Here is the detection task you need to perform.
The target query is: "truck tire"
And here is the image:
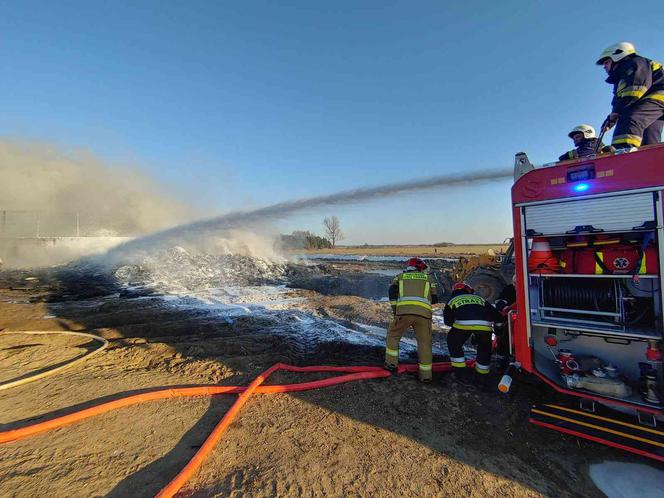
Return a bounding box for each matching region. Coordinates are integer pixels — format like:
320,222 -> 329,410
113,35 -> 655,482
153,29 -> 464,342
467,272 -> 504,303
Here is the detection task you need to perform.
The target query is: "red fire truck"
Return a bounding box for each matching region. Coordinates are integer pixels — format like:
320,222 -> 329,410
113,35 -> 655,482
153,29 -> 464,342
508,145 -> 664,461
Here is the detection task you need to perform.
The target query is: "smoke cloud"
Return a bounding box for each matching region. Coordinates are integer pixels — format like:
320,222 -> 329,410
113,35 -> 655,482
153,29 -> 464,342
0,140 -> 195,267
0,139 -> 512,268
0,140 -> 193,235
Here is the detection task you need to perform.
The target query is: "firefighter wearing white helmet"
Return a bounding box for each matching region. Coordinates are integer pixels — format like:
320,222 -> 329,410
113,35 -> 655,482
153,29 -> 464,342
558,124 -> 611,161
597,42 -> 636,64
596,42 -> 664,149
570,124 -> 596,139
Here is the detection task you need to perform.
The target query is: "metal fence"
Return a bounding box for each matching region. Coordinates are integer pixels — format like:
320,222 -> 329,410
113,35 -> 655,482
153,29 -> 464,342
1,210 -> 90,238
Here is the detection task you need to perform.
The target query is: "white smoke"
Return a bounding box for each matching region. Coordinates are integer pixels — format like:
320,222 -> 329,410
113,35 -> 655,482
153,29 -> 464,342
0,140 -> 193,235
0,140 -> 201,268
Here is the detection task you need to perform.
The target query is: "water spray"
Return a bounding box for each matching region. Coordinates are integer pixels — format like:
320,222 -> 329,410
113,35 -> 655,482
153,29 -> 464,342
105,167 -> 512,263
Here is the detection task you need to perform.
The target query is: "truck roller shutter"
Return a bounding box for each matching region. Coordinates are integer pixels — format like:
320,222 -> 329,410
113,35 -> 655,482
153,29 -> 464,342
524,192 -> 656,235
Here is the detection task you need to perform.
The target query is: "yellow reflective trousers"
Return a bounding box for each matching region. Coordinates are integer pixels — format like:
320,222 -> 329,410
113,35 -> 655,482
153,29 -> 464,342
385,314 -> 433,381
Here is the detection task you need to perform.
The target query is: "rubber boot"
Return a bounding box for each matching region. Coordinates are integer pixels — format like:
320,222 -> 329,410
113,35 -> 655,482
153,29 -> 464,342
384,362 -> 397,373
419,376 -> 432,384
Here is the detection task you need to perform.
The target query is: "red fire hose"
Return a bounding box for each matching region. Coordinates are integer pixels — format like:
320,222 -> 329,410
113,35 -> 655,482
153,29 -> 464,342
0,362 -> 453,497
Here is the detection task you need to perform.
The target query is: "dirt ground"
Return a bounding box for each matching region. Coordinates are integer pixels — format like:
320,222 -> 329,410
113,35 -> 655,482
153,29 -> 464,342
0,270 -> 625,497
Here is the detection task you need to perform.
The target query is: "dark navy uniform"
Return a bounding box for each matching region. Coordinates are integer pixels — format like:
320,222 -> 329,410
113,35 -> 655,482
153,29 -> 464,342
444,289 -> 501,376
607,54 -> 664,148
559,138 -> 611,161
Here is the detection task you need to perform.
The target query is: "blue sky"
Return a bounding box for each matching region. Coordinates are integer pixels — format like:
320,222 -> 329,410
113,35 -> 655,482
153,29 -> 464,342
2,1 -> 664,244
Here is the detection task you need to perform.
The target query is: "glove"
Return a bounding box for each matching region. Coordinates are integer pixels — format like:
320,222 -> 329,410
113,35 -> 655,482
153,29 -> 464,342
602,113 -> 619,132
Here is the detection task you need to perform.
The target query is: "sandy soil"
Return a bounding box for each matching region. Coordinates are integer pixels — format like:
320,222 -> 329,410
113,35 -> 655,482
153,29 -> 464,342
300,244 -> 509,257
0,271 -> 621,497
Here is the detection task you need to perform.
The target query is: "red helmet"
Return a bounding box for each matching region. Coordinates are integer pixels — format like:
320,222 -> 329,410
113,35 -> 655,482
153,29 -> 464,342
406,257 -> 427,271
452,282 -> 473,294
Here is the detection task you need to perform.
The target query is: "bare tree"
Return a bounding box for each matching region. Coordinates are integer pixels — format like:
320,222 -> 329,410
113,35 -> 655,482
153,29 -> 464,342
323,216 -> 344,247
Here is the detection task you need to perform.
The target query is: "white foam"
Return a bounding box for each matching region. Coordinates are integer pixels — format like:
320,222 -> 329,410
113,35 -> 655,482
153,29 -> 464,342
113,248 -> 402,350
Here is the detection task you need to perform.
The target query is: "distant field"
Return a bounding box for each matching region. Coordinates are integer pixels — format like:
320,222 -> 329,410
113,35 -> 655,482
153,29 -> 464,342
300,244 -> 508,257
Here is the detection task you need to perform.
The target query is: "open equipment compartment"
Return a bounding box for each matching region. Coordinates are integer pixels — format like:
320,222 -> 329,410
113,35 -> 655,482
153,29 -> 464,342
520,187 -> 664,408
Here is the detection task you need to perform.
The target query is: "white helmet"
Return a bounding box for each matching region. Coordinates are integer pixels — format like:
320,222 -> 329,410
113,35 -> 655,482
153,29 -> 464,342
596,42 -> 636,65
568,124 -> 596,139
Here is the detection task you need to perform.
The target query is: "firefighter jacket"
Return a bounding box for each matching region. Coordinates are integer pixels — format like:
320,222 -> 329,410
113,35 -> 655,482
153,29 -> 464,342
388,270 -> 439,319
443,290 -> 501,332
558,138 -> 611,161
606,54 -> 664,114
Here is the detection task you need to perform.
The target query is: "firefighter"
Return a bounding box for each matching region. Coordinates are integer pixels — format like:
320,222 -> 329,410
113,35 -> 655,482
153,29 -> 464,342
384,257 -> 439,382
444,282 -> 502,384
597,42 -> 664,149
558,125 -> 612,161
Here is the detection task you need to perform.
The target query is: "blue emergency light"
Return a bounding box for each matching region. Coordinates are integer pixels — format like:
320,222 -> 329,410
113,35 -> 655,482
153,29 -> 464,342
566,164 -> 595,193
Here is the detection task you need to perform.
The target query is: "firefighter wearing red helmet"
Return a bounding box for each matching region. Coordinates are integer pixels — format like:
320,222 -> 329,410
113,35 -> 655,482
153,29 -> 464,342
444,282 -> 502,384
384,257 -> 439,382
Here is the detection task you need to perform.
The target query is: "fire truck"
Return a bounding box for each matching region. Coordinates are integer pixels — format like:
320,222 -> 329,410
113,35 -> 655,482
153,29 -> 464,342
507,145 -> 664,461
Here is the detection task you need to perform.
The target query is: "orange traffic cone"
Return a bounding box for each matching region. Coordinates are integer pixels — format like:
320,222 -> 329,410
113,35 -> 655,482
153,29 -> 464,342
528,238 -> 561,274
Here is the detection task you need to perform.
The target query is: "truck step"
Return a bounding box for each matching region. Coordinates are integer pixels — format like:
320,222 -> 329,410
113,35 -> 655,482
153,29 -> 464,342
529,402 -> 664,462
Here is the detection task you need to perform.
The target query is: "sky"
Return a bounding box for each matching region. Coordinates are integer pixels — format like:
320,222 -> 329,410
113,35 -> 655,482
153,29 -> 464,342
2,1 -> 664,244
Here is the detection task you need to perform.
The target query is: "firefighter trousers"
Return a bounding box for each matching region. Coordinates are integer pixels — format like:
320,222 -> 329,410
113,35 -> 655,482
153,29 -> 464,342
447,328 -> 492,375
385,314 -> 432,381
613,99 -> 664,148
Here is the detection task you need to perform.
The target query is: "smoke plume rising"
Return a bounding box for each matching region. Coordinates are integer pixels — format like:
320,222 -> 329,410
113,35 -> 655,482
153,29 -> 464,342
0,140 -> 193,235
0,139 -> 512,268
0,140 -> 195,267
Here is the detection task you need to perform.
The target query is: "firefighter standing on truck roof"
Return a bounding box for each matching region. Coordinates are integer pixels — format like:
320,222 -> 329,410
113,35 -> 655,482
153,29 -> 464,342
558,125 -> 612,161
384,257 -> 439,382
444,282 -> 502,385
597,42 -> 664,149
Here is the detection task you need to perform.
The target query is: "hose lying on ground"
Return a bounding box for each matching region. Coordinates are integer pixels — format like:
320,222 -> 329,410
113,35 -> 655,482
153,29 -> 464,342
0,361 -> 454,497
0,330 -> 108,392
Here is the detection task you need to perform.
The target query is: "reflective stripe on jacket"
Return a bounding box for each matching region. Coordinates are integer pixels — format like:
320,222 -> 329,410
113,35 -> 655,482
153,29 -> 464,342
606,54 -> 664,113
388,271 -> 438,319
443,292 -> 499,332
